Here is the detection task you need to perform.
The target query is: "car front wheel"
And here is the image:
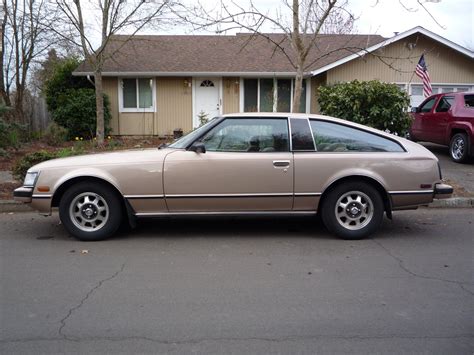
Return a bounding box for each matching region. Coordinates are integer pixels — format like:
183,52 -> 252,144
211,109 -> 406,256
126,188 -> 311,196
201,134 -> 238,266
59,182 -> 122,241
321,182 -> 384,240
449,133 -> 469,163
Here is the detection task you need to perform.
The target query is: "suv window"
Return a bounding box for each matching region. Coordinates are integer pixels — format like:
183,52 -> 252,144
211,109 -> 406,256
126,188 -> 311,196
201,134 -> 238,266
465,95 -> 474,108
290,118 -> 315,151
309,120 -> 404,152
419,97 -> 437,113
200,118 -> 289,152
435,96 -> 454,112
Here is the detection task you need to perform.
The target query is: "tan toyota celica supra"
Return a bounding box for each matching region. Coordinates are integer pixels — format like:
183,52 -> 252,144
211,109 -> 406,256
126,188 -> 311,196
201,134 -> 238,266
14,113 -> 453,241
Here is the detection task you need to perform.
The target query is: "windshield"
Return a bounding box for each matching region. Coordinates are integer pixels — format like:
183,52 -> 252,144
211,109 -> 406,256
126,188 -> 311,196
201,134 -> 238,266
169,118 -> 219,149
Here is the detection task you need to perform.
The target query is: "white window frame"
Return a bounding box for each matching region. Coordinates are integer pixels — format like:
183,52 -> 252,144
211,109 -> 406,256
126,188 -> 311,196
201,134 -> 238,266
118,77 -> 156,113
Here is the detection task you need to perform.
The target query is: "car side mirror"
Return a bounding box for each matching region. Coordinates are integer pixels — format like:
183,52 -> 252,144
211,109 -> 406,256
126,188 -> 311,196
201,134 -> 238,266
189,142 -> 206,154
411,107 -> 418,113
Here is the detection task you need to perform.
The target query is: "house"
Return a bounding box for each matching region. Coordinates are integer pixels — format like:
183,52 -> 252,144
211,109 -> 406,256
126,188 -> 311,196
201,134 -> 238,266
73,26 -> 474,137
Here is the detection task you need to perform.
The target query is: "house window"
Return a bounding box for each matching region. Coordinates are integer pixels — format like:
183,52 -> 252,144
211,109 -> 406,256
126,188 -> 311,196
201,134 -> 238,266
243,78 -> 307,113
120,78 -> 155,112
200,80 -> 215,87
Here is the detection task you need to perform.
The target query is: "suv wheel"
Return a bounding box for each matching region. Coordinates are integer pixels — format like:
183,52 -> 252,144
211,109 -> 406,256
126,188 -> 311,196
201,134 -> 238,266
449,133 -> 468,163
321,182 -> 384,240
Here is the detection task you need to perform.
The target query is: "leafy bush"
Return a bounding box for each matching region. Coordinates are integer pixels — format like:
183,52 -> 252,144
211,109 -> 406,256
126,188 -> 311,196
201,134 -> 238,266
318,80 -> 411,135
0,118 -> 28,150
43,58 -> 111,139
51,88 -> 111,139
43,122 -> 69,146
12,151 -> 58,181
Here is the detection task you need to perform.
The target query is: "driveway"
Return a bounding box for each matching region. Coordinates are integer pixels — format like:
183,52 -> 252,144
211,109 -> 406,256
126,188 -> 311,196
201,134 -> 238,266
420,142 -> 474,196
1,210 -> 473,354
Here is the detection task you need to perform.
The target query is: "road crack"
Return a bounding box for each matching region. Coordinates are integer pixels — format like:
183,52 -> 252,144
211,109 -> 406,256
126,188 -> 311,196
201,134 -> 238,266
372,240 -> 474,296
58,263 -> 126,340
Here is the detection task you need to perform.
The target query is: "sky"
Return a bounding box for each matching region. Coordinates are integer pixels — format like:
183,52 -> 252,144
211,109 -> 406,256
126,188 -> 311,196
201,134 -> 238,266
178,0 -> 474,50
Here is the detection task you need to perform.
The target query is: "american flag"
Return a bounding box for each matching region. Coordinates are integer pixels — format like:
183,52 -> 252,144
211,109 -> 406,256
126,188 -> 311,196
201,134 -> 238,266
415,54 -> 432,97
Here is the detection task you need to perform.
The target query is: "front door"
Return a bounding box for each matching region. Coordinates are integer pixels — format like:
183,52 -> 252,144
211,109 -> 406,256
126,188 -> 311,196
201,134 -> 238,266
163,117 -> 293,212
194,78 -> 220,127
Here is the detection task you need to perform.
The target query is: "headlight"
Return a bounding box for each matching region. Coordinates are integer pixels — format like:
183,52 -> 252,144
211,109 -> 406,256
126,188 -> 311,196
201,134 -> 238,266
23,172 -> 39,187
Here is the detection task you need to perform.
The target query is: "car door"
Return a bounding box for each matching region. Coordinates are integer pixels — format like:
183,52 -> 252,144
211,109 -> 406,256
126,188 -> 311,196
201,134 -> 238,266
432,96 -> 455,144
163,117 -> 293,212
413,96 -> 438,141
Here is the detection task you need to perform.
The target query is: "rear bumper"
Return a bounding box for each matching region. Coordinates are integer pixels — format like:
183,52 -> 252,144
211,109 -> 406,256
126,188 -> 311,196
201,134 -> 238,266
13,187 -> 33,203
434,183 -> 453,199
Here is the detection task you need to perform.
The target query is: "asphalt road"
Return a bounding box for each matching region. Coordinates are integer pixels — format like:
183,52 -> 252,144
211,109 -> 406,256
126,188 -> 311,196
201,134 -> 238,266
421,142 -> 474,196
1,209 -> 473,354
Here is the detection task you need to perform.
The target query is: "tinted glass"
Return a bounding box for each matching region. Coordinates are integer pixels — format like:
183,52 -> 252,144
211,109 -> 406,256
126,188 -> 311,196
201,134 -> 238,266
435,96 -> 454,112
123,79 -> 137,108
277,79 -> 291,112
200,118 -> 289,152
310,120 -> 404,152
464,95 -> 474,108
419,97 -> 437,113
290,118 -> 315,151
244,79 -> 258,112
260,79 -> 274,112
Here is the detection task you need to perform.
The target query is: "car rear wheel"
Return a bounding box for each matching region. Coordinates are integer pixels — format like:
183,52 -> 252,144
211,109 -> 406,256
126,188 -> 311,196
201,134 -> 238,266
59,182 -> 122,241
321,182 -> 384,240
449,133 -> 468,163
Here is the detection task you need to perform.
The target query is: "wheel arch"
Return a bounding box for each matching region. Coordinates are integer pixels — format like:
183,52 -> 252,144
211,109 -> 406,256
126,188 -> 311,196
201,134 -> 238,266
52,175 -> 135,227
318,175 -> 392,219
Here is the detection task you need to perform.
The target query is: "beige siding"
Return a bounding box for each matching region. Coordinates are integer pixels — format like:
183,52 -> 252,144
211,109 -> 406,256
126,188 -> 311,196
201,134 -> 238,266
310,74 -> 327,114
102,77 -> 192,136
156,77 -> 193,136
327,34 -> 474,84
222,77 -> 240,114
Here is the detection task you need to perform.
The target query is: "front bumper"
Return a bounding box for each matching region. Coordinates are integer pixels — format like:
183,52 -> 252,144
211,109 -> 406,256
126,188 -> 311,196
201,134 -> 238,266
434,183 -> 453,199
13,187 -> 33,203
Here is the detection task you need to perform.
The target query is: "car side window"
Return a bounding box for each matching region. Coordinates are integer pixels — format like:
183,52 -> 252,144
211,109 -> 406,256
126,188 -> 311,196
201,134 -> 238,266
309,120 -> 405,153
200,118 -> 289,152
419,97 -> 437,113
290,118 -> 315,151
435,96 -> 455,113
464,95 -> 474,108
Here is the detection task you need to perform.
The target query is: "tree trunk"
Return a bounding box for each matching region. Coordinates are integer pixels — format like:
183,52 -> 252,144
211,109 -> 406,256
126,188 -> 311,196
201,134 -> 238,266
292,64 -> 304,113
94,71 -> 105,144
0,9 -> 11,106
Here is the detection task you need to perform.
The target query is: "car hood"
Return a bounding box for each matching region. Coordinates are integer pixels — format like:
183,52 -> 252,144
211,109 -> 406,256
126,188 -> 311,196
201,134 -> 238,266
30,148 -> 176,171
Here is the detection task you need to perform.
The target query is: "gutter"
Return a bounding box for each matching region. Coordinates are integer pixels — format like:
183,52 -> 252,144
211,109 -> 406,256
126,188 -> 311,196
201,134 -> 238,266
72,71 -> 313,78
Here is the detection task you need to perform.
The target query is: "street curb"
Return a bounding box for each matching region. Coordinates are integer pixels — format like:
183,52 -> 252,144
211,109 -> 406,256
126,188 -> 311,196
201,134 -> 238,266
1,197 -> 473,213
425,197 -> 474,208
0,200 -> 34,213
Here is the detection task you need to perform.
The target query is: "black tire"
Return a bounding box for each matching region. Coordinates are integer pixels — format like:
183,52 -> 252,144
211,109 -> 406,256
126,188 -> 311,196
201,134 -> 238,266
321,182 -> 384,240
449,133 -> 469,163
59,181 -> 122,241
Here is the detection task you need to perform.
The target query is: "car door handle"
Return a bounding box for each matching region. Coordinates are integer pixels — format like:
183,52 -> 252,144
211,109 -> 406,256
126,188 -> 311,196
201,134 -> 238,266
273,160 -> 290,167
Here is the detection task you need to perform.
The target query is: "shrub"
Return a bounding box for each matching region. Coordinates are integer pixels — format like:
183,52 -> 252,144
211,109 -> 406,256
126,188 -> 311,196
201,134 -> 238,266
43,122 -> 69,146
0,118 -> 28,150
52,88 -> 111,139
44,58 -> 111,139
12,150 -> 58,181
318,80 -> 411,135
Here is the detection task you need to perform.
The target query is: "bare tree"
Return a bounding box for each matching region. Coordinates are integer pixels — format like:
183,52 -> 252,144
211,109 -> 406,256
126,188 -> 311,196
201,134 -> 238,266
52,0 -> 176,144
188,0 -> 354,112
1,0 -> 57,121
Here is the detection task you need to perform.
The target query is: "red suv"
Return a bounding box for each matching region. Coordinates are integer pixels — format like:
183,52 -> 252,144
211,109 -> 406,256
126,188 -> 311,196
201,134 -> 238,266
410,92 -> 474,163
